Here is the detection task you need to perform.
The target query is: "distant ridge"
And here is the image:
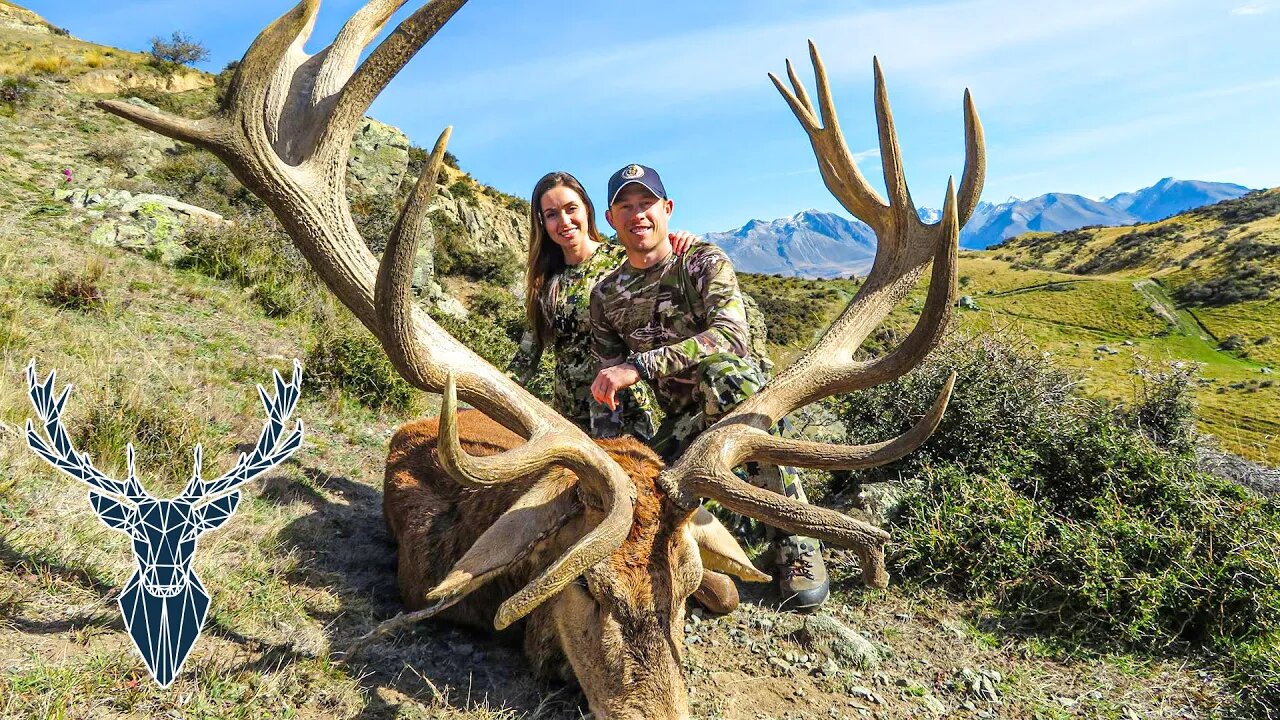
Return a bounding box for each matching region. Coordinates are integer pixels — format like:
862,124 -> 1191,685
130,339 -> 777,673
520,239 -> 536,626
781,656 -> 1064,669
711,178 -> 1253,278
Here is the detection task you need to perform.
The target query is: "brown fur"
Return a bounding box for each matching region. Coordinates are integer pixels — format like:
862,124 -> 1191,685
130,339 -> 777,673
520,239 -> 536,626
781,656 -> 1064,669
383,410 -> 702,719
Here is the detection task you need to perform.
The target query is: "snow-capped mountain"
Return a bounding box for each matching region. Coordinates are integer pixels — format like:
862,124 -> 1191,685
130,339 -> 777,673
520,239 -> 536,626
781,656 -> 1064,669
710,179 -> 1254,277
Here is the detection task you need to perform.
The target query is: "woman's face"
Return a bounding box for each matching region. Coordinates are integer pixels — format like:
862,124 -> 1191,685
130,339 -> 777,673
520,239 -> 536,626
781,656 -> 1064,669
539,185 -> 593,255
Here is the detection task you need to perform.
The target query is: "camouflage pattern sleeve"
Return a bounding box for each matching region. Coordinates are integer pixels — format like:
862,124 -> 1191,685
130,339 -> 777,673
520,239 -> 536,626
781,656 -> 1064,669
632,245 -> 751,380
588,282 -> 631,435
504,330 -> 543,385
590,283 -> 630,370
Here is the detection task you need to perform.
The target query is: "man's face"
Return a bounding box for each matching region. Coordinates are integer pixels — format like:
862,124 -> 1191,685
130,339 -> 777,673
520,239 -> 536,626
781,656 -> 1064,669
606,185 -> 673,256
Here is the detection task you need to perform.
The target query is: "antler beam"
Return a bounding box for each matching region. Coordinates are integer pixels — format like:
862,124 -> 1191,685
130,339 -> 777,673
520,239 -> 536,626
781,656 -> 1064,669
99,0 -> 639,629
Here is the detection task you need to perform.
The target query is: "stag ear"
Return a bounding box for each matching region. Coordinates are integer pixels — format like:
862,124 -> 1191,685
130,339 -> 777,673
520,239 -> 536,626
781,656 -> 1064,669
688,507 -> 772,583
425,476 -> 580,608
195,491 -> 242,532
89,492 -> 136,534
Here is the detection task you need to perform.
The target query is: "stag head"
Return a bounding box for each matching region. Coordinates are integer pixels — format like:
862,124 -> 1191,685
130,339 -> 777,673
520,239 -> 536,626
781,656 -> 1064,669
97,1 -> 984,715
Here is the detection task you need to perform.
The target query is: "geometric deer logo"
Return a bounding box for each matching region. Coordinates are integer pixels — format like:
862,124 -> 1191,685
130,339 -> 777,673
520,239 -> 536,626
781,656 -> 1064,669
24,360 -> 304,687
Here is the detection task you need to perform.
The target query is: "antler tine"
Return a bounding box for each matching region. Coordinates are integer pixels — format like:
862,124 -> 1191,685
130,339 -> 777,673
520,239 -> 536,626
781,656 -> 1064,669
434,372 -> 636,629
957,88 -> 986,226
316,0 -> 468,164
870,56 -> 915,230
314,0 -> 404,98
376,125 -> 452,388
661,53 -> 981,588
24,361 -> 147,505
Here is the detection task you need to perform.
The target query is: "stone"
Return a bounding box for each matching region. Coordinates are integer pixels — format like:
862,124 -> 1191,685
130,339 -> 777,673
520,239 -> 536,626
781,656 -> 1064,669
348,117 -> 411,198
794,614 -> 880,670
123,96 -> 162,113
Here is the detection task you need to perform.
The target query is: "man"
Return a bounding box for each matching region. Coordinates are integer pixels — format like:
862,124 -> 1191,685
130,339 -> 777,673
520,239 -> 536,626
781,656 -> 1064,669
588,163 -> 828,610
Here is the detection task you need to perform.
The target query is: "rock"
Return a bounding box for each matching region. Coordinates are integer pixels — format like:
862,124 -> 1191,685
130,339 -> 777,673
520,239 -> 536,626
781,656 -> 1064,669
121,193 -> 226,224
348,118 -> 411,198
123,96 -> 162,113
794,614 -> 880,670
919,693 -> 947,715
956,667 -> 1002,703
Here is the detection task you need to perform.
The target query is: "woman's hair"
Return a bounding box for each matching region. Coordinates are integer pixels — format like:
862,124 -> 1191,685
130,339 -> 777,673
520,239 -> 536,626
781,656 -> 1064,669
525,171 -> 604,349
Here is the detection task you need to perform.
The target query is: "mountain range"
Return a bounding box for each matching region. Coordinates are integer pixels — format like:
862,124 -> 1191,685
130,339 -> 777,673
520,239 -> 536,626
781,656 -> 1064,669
709,178 -> 1252,278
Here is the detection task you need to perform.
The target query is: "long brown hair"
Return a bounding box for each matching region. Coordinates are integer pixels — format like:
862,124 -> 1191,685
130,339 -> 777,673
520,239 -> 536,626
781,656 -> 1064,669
525,171 -> 605,349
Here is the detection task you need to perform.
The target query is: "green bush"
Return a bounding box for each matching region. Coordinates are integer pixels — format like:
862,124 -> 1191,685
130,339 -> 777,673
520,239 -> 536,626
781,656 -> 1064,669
150,147 -> 259,215
1124,361 -> 1198,455
73,369 -> 217,487
429,210 -> 519,285
176,216 -> 310,318
829,330 -> 1280,715
0,75 -> 37,114
148,31 -> 210,70
448,178 -> 476,202
305,310 -> 415,413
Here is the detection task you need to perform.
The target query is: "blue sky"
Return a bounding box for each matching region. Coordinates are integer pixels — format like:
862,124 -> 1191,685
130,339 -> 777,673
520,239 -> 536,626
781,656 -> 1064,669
23,0 -> 1280,234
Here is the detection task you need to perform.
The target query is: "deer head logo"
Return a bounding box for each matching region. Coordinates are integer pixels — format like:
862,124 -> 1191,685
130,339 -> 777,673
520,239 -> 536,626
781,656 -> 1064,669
24,360 -> 305,687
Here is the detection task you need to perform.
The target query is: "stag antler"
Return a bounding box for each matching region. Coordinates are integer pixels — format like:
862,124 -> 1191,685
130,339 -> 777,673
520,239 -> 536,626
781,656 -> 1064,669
178,360 -> 305,506
98,0 -> 635,629
661,46 -> 985,588
25,360 -> 149,506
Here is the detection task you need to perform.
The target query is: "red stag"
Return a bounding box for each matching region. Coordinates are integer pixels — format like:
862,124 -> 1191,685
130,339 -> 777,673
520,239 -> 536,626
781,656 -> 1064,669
98,2 -> 984,717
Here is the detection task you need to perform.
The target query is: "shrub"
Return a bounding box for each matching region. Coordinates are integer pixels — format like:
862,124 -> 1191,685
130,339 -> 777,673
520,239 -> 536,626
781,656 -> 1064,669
448,178 -> 476,202
148,31 -> 210,69
468,286 -> 525,343
176,216 -> 310,318
1124,361 -> 1198,455
0,75 -> 37,112
1175,265 -> 1280,306
429,210 -> 519,285
45,259 -> 108,313
150,147 -> 258,214
27,55 -> 68,75
305,307 -> 415,412
85,134 -> 136,170
829,329 -> 1280,715
214,60 -> 239,108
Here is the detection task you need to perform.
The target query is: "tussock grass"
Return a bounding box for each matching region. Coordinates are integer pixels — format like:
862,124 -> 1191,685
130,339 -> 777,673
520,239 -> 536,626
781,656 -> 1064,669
43,257 -> 108,313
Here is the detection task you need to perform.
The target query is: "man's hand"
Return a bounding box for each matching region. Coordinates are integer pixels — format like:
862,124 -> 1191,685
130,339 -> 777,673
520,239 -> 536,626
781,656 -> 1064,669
591,363 -> 641,411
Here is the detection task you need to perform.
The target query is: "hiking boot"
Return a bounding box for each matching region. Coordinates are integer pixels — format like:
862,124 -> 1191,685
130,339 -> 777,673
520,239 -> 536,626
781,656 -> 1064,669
774,535 -> 829,611
691,569 -> 739,615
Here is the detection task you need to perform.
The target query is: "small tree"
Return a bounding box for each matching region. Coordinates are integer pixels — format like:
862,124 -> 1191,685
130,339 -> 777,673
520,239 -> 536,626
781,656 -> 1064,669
148,32 -> 210,69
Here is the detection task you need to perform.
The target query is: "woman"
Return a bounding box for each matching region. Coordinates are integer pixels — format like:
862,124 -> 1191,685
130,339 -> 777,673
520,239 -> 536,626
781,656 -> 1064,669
507,171 -> 694,439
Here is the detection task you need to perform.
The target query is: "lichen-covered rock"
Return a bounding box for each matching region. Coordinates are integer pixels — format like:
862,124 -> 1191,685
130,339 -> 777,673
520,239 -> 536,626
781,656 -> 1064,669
347,118 -> 410,198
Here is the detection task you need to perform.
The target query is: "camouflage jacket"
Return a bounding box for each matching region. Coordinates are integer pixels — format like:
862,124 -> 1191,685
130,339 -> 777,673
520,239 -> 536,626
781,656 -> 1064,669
589,243 -> 754,420
507,243 -> 657,435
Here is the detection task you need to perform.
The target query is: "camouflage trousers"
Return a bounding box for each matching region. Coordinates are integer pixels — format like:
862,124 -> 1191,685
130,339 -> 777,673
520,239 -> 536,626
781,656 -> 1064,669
650,353 -> 807,543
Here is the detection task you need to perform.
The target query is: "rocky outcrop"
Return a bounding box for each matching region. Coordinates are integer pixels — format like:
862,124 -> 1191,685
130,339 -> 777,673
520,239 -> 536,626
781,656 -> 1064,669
0,1 -> 64,35
55,186 -> 227,264
348,118 -> 411,198
71,68 -> 211,95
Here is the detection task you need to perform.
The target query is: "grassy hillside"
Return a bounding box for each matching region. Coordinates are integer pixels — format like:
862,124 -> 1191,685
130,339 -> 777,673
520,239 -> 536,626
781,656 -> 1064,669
0,5 -> 1275,718
964,191 -> 1280,463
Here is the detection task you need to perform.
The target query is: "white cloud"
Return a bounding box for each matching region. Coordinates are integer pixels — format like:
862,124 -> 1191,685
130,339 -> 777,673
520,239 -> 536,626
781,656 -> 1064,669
851,148 -> 881,163
1231,3 -> 1269,15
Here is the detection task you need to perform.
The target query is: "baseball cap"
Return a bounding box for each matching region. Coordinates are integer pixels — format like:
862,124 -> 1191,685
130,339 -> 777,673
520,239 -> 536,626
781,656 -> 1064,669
607,163 -> 667,206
